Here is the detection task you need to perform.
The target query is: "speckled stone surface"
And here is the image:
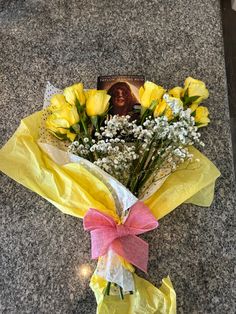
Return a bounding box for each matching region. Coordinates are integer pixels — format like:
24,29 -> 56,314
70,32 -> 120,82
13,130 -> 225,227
0,0 -> 235,313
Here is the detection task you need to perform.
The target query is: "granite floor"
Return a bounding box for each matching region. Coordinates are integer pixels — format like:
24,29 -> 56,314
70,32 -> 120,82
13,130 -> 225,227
0,0 -> 236,313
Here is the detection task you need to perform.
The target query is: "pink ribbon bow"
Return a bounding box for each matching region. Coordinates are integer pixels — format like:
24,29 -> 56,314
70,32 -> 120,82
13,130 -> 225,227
83,201 -> 158,272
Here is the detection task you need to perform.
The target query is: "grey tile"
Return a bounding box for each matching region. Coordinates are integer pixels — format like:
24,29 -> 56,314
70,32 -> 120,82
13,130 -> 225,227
230,118 -> 236,177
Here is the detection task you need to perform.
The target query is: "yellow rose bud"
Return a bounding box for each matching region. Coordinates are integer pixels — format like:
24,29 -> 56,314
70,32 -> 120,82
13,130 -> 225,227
194,106 -> 210,127
189,103 -> 199,112
63,83 -> 86,106
154,99 -> 167,117
168,87 -> 184,99
46,102 -> 79,141
153,99 -> 174,121
164,106 -> 174,121
184,77 -> 209,106
139,81 -> 165,109
85,90 -> 111,116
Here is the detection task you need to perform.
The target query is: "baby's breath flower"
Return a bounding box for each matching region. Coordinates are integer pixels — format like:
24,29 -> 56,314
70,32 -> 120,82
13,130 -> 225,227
68,111 -> 204,194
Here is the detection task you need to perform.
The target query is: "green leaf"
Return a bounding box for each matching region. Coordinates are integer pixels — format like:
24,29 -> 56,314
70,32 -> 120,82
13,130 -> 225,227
149,100 -> 158,111
187,95 -> 200,103
91,116 -> 98,130
183,95 -> 200,106
182,88 -> 188,102
184,88 -> 188,98
182,88 -> 190,106
75,98 -> 84,114
70,123 -> 80,133
141,106 -> 147,116
52,132 -> 68,140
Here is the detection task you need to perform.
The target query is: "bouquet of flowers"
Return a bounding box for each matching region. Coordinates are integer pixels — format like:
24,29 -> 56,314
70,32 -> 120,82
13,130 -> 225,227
0,76 -> 220,314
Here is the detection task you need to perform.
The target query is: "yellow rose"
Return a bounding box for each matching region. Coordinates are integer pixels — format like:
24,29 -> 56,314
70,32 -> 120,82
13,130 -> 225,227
46,115 -> 68,134
194,106 -> 210,127
154,99 -> 174,121
48,94 -> 68,111
63,83 -> 86,106
139,81 -> 165,109
85,90 -> 111,116
154,99 -> 167,117
46,115 -> 77,141
57,103 -> 79,125
168,87 -> 184,99
183,77 -> 209,107
46,102 -> 79,141
189,103 -> 199,112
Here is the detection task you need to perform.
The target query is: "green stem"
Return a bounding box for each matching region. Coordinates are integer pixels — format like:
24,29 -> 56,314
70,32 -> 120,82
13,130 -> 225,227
140,108 -> 150,125
126,142 -> 142,188
80,117 -> 89,136
138,156 -> 164,190
132,144 -> 171,195
104,282 -> 111,296
128,138 -> 155,194
135,142 -> 163,188
119,286 -> 124,300
138,148 -> 173,191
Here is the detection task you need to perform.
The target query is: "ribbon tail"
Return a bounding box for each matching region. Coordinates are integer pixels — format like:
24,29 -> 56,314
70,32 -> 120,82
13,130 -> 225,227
111,235 -> 149,273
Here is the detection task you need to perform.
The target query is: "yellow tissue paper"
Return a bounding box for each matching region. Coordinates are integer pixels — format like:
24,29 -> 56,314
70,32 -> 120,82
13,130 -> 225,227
90,273 -> 176,314
0,111 -> 220,221
145,146 -> 220,220
0,111 -> 118,221
0,111 -> 221,314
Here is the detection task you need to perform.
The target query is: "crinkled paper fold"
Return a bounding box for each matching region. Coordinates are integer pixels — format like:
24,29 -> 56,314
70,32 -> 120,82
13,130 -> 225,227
0,111 -> 220,314
90,274 -> 176,314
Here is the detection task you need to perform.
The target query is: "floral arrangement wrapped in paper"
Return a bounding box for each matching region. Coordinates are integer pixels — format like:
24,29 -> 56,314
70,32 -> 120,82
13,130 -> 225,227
0,76 -> 220,314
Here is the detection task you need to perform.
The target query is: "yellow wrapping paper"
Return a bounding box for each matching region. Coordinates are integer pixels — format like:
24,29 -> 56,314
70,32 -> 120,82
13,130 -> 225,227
145,146 -> 220,220
90,274 -> 176,314
0,111 -> 220,314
